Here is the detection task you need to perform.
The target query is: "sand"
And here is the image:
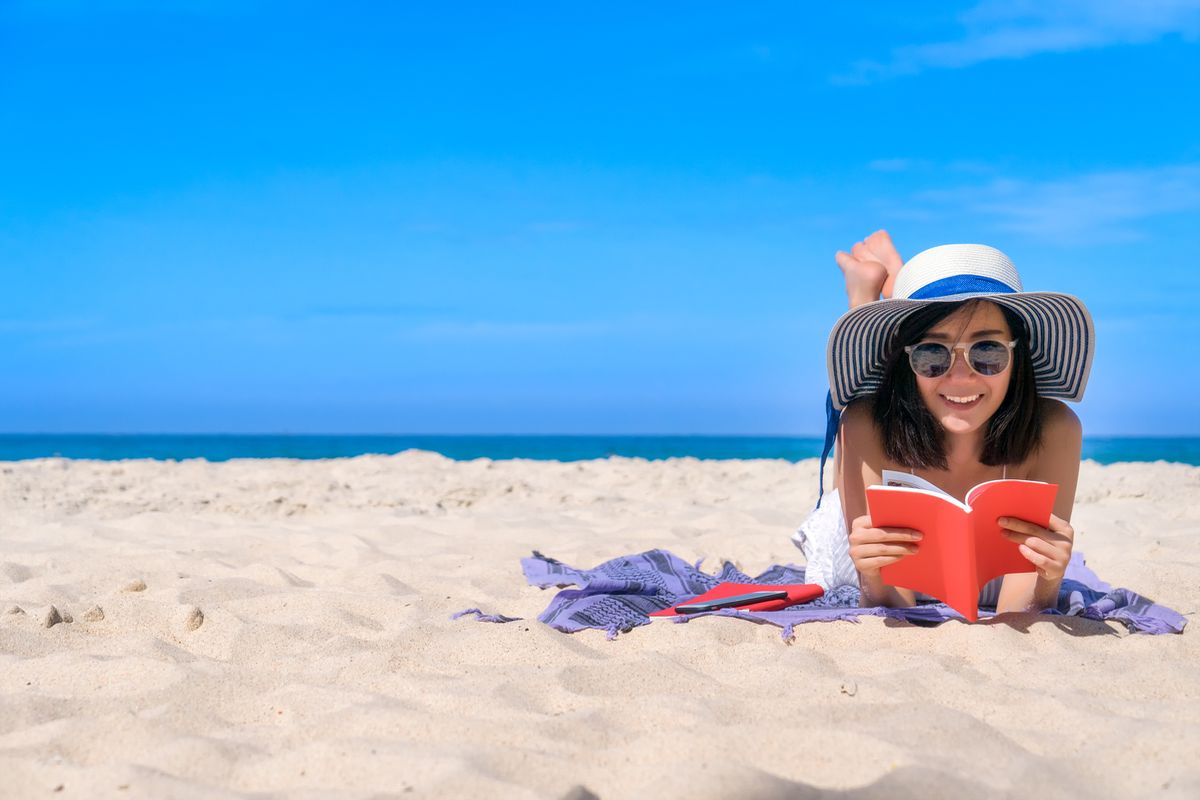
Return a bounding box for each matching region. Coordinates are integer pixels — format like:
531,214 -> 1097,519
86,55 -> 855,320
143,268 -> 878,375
1,453 -> 1198,799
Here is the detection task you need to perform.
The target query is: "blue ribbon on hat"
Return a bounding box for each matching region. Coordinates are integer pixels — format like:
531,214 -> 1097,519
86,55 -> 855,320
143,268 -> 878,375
815,390 -> 839,510
907,274 -> 1017,299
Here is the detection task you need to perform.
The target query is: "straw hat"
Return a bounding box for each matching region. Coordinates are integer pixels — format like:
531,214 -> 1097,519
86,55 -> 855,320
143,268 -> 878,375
825,244 -> 1095,410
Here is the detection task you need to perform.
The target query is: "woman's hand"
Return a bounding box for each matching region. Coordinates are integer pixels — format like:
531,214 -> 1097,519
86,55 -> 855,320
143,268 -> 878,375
835,229 -> 904,309
1000,514 -> 1075,581
848,513 -> 922,576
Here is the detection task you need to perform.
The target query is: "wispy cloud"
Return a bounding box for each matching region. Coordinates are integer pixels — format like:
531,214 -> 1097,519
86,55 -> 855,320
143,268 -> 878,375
836,0 -> 1200,84
302,303 -> 453,319
901,163 -> 1200,243
404,319 -> 616,341
868,158 -> 1000,176
867,158 -> 925,173
13,314 -> 628,351
0,316 -> 100,334
525,220 -> 585,234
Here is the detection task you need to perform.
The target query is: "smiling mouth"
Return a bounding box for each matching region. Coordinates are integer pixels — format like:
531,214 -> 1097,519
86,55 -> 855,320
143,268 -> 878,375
941,393 -> 982,408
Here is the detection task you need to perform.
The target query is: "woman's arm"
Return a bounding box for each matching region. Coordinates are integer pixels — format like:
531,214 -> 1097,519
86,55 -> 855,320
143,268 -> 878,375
838,401 -> 920,608
995,401 -> 1083,613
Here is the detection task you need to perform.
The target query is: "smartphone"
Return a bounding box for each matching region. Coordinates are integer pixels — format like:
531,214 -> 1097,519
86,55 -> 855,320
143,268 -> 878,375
674,590 -> 789,614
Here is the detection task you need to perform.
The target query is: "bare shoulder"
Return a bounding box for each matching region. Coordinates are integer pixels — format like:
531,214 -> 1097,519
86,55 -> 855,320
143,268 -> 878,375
839,398 -> 877,440
1039,398 -> 1082,445
1028,399 -> 1083,484
839,398 -> 885,463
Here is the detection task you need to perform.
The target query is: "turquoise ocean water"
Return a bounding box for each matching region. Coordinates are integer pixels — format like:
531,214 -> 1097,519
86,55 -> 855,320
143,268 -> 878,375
1,435 -> 1198,465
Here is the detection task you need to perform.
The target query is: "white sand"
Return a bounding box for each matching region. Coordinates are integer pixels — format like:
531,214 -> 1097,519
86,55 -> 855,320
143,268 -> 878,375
1,453 -> 1198,799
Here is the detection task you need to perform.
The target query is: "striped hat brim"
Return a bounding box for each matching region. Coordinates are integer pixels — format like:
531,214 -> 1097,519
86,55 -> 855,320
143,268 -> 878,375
826,291 -> 1095,411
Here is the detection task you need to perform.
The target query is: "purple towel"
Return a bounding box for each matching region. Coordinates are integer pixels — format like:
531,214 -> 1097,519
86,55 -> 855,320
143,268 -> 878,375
455,549 -> 1187,640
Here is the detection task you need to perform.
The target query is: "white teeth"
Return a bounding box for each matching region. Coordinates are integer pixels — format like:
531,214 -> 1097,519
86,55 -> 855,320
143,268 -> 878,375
944,394 -> 981,403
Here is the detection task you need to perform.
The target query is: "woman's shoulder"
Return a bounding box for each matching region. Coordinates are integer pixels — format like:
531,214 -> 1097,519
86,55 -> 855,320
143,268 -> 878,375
839,398 -> 885,459
839,397 -> 876,433
1038,398 -> 1082,441
1025,398 -> 1083,480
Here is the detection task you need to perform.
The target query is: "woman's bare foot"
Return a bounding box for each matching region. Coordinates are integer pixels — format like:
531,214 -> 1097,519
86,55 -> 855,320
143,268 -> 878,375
835,230 -> 904,309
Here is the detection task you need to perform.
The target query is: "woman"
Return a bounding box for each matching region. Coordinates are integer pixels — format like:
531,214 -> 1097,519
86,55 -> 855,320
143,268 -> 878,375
797,232 -> 1095,614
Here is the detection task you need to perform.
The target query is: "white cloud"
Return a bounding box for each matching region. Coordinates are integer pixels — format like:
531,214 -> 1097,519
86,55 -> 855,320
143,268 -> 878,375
900,163 -> 1200,243
837,0 -> 1200,83
866,158 -> 1000,176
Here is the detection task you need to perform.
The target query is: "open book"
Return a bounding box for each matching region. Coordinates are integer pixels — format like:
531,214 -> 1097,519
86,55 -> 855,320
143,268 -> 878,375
867,471 -> 1058,621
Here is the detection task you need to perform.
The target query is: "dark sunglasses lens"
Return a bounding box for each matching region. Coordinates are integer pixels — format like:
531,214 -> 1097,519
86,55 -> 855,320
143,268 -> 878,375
910,343 -> 951,377
969,341 -> 1011,375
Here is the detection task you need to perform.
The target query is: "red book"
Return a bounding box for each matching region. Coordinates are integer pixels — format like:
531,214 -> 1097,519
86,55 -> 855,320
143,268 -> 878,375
867,478 -> 1058,622
649,582 -> 824,617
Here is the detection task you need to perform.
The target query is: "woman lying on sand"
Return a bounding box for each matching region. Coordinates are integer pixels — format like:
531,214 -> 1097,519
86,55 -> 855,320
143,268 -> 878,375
796,231 -> 1095,613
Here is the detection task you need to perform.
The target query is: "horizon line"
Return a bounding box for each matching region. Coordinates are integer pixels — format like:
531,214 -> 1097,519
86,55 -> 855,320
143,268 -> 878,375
1,432 -> 1198,439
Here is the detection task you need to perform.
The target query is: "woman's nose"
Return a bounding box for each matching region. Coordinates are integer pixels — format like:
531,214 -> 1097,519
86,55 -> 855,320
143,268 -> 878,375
947,346 -> 975,378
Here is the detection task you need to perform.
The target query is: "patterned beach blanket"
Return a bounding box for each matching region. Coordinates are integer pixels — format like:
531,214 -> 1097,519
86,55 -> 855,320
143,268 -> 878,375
454,549 -> 1187,640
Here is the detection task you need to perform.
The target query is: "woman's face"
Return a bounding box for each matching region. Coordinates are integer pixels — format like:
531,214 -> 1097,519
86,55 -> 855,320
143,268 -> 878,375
913,301 -> 1014,437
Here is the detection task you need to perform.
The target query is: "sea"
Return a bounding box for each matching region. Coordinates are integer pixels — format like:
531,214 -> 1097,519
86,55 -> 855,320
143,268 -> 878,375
1,435 -> 1198,465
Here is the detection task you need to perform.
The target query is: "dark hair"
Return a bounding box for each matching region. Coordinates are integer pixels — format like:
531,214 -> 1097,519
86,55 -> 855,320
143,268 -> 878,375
870,299 -> 1042,470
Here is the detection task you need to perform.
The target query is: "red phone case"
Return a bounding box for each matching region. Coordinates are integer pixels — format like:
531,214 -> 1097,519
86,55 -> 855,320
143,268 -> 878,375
649,582 -> 824,617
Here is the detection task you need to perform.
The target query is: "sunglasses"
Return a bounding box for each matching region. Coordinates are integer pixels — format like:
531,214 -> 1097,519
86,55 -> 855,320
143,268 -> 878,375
904,339 -> 1017,378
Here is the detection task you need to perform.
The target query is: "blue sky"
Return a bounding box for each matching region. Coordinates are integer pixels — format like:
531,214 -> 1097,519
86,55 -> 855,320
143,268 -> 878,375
2,1 -> 1198,435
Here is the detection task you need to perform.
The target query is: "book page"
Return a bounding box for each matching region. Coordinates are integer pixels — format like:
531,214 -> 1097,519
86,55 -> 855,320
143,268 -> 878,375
880,469 -> 950,495
965,478 -> 1049,507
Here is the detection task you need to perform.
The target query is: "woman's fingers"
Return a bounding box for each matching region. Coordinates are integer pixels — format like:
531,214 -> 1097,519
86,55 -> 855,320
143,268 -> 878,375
853,541 -> 919,557
1047,513 -> 1074,538
999,516 -> 1072,544
850,518 -> 919,547
1001,519 -> 1071,579
1018,543 -> 1050,569
1011,534 -> 1056,558
1002,531 -> 1070,583
850,527 -> 921,545
1001,529 -> 1053,549
849,516 -> 920,574
878,528 -> 921,542
998,516 -> 1039,533
850,537 -> 919,577
855,555 -> 911,572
